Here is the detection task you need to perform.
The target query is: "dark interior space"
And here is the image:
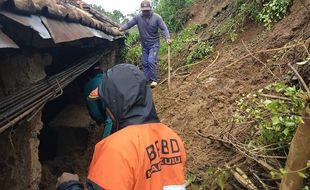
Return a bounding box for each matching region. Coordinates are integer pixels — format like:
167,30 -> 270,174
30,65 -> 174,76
38,73 -> 102,190
45,43 -> 110,76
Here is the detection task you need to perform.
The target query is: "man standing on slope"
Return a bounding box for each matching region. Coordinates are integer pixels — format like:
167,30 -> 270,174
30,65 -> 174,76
56,64 -> 186,190
119,0 -> 172,88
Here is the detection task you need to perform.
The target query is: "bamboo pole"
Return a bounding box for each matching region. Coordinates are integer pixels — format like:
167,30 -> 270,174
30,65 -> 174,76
168,45 -> 171,90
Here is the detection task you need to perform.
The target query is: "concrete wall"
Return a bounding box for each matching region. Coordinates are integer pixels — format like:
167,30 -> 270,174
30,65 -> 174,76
0,51 -> 51,190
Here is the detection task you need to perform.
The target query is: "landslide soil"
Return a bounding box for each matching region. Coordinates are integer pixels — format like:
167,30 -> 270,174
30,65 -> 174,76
153,0 -> 310,188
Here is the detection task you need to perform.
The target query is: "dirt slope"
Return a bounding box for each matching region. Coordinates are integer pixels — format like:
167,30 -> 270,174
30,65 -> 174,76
154,0 -> 310,188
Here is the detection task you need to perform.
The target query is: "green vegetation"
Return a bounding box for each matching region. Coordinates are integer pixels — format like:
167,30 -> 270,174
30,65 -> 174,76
123,24 -> 213,66
160,24 -> 200,56
270,160 -> 310,180
192,167 -> 230,190
234,82 -> 306,145
125,46 -> 141,66
212,0 -> 293,42
186,41 -> 213,64
122,29 -> 141,65
233,80 -> 308,187
212,0 -> 259,42
215,171 -> 230,190
123,0 -> 294,68
159,24 -> 213,65
163,24 -> 213,65
91,4 -> 128,24
124,0 -> 294,67
154,0 -> 193,32
257,0 -> 293,27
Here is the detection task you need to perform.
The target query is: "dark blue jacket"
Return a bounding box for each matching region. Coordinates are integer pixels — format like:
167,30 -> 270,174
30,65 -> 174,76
120,12 -> 170,47
84,73 -> 112,138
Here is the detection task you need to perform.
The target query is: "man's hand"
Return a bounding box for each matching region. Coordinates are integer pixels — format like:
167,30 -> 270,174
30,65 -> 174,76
166,38 -> 172,45
111,27 -> 125,36
56,172 -> 79,189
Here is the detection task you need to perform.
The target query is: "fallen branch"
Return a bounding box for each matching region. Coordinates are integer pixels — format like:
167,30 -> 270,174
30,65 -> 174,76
200,39 -> 310,80
253,173 -> 270,190
208,108 -> 222,128
159,59 -> 207,85
255,39 -> 310,54
195,129 -> 231,145
173,60 -> 205,75
287,63 -> 310,93
303,44 -> 310,57
257,159 -> 276,172
250,144 -> 289,153
196,51 -> 220,79
226,164 -> 258,190
195,130 -> 259,162
259,94 -> 291,101
226,155 -> 246,166
195,130 -> 281,171
174,73 -> 191,78
200,54 -> 251,80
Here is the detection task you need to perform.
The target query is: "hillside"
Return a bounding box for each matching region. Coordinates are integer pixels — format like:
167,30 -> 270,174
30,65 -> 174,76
153,0 -> 310,189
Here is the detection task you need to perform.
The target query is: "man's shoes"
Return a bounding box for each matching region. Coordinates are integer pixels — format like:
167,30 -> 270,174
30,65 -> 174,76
150,81 -> 158,88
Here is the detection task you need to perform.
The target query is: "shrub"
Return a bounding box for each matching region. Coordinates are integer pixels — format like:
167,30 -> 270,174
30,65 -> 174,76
186,41 -> 213,64
234,82 -> 306,145
257,0 -> 292,27
123,29 -> 142,65
155,0 -> 193,32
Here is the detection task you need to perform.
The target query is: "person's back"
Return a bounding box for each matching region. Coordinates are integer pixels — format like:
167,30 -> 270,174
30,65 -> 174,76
88,123 -> 186,190
56,64 -> 186,190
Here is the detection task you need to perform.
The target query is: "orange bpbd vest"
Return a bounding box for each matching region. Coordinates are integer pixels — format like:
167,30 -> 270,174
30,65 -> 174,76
88,123 -> 186,190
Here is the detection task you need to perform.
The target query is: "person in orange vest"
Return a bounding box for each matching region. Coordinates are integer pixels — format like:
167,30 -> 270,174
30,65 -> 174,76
56,64 -> 186,190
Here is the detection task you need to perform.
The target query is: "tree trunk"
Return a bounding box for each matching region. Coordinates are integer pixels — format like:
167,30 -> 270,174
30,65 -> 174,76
280,103 -> 310,190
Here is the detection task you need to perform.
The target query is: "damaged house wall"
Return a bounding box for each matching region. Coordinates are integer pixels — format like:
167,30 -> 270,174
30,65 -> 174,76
0,52 -> 51,94
0,0 -> 124,189
0,112 -> 43,190
0,48 -> 121,190
0,52 -> 50,190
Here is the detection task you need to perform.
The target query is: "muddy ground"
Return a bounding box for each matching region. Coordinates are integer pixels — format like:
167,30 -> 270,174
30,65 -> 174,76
154,0 -> 310,188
